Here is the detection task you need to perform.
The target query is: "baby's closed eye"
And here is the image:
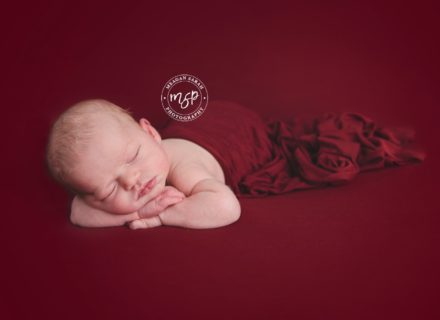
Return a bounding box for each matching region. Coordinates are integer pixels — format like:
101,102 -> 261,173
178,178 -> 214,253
100,184 -> 117,201
127,146 -> 141,164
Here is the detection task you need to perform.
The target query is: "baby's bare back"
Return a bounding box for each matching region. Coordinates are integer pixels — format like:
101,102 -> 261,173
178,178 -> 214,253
162,138 -> 225,191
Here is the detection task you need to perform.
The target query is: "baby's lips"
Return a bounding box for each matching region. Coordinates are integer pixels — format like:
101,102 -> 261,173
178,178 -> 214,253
138,176 -> 157,199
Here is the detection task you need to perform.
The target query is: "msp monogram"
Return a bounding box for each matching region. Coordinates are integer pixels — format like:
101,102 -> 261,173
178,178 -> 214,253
161,74 -> 208,121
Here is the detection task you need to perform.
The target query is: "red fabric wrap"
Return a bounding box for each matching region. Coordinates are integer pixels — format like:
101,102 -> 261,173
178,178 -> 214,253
159,100 -> 426,198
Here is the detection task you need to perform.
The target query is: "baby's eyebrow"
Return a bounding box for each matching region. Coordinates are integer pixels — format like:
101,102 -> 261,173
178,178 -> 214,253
122,142 -> 136,161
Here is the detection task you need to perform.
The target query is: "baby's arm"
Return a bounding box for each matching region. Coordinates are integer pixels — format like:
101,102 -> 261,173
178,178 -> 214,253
70,186 -> 185,228
70,196 -> 139,227
160,178 -> 240,229
130,178 -> 241,230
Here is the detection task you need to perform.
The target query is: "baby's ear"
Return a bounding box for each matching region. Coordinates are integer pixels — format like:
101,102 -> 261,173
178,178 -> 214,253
139,118 -> 151,129
139,118 -> 161,142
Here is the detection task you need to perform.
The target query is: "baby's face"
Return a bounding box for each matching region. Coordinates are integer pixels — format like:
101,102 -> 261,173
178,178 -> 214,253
69,115 -> 170,215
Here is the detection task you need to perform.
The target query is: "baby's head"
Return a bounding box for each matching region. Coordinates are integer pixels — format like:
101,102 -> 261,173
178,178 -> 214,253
46,99 -> 170,214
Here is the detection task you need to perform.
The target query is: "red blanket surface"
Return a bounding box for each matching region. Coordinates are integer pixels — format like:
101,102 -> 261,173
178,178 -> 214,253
159,100 -> 426,198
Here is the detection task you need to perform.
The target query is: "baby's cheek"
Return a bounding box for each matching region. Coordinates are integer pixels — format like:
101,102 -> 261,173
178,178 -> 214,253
109,194 -> 139,215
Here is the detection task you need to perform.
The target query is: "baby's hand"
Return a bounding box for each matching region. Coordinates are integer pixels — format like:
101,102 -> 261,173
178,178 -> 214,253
137,186 -> 186,219
129,216 -> 163,230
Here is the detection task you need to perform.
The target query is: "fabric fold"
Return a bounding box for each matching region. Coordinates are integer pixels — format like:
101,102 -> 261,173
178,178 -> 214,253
159,101 -> 426,198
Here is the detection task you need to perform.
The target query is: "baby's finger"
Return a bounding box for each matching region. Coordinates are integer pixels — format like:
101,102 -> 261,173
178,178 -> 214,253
167,189 -> 186,199
138,198 -> 163,218
175,190 -> 186,198
129,219 -> 148,230
162,186 -> 185,197
129,217 -> 162,230
159,195 -> 185,208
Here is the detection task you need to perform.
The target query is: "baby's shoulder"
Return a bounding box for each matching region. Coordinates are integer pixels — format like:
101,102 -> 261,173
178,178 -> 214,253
162,138 -> 225,195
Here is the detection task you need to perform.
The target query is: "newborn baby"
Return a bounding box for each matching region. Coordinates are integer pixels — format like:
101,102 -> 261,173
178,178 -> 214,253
47,98 -> 425,230
46,99 -> 241,230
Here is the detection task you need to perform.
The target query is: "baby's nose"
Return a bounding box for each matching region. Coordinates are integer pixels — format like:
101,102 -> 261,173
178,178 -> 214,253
119,171 -> 141,190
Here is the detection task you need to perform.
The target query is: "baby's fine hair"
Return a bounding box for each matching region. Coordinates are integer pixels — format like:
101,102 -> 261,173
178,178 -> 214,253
46,99 -> 135,195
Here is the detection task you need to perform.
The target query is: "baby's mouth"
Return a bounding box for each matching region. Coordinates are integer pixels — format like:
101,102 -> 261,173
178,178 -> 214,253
138,176 -> 157,199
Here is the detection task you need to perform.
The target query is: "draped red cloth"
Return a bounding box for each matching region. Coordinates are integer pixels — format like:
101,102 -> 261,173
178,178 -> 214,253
159,100 -> 426,198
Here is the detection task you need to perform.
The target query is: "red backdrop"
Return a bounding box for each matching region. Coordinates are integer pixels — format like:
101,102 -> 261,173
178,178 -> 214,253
2,1 -> 439,319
